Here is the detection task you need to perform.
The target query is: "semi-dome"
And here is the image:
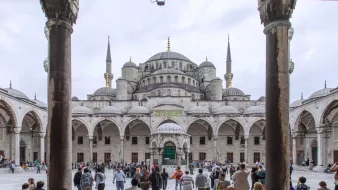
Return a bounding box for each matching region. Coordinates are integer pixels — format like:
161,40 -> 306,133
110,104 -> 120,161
222,87 -> 245,97
290,99 -> 303,108
153,68 -> 185,75
72,96 -> 79,101
123,61 -> 138,68
33,99 -> 47,109
98,106 -> 121,114
5,88 -> 29,100
147,51 -> 191,62
72,106 -> 93,115
199,61 -> 215,68
308,88 -> 333,99
258,96 -> 266,101
188,105 -> 210,114
156,123 -> 183,134
128,106 -> 150,114
93,87 -> 117,97
156,99 -> 182,107
214,106 -> 238,114
244,105 -> 265,115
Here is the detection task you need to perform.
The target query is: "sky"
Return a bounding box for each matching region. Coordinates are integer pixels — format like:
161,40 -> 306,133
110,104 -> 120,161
0,0 -> 337,104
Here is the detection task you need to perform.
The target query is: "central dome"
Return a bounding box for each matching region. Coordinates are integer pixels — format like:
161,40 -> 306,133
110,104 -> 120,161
93,87 -> 116,97
147,51 -> 191,62
153,68 -> 185,75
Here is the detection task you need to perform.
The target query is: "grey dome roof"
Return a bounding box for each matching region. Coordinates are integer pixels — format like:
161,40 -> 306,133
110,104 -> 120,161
258,96 -> 266,101
290,99 -> 303,108
5,88 -> 29,100
199,61 -> 215,68
188,105 -> 210,114
153,68 -> 185,75
156,123 -> 184,134
222,87 -> 245,96
33,99 -> 47,109
214,106 -> 238,114
123,61 -> 138,68
98,106 -> 121,114
244,105 -> 265,115
147,51 -> 191,62
212,77 -> 222,81
128,106 -> 150,114
308,88 -> 333,99
93,87 -> 117,97
72,96 -> 79,101
72,106 -> 93,115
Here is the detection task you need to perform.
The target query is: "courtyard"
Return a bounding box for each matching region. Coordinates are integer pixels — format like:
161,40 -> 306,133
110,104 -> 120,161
0,168 -> 336,190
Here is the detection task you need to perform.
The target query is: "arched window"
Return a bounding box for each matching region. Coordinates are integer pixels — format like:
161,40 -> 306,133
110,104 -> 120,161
101,97 -> 104,100
181,77 -> 185,84
167,75 -> 171,83
175,76 -> 178,83
178,90 -> 181,96
192,94 -> 195,100
153,77 -> 156,84
179,62 -> 182,70
147,78 -> 150,85
160,76 -> 164,83
188,78 -> 191,85
163,62 -> 167,68
185,92 -> 187,96
167,89 -> 171,96
142,80 -> 145,87
156,62 -> 159,70
157,90 -> 161,96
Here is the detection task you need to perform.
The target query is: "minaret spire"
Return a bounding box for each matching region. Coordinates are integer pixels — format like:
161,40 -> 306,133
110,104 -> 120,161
167,37 -> 171,52
34,93 -> 37,100
9,80 -> 12,89
324,80 -> 327,88
224,34 -> 233,88
104,36 -> 113,87
301,92 -> 303,100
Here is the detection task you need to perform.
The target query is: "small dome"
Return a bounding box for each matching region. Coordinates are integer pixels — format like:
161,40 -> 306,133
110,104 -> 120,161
147,51 -> 191,62
5,88 -> 29,100
33,99 -> 47,109
153,68 -> 185,75
72,96 -> 79,101
156,99 -> 182,107
290,99 -> 303,108
156,123 -> 183,134
72,106 -> 93,115
214,106 -> 238,114
222,87 -> 245,97
98,106 -> 121,114
128,106 -> 150,114
244,105 -> 265,115
188,105 -> 210,114
199,61 -> 215,68
123,61 -> 138,68
93,87 -> 116,97
211,77 -> 222,81
308,88 -> 333,99
258,96 -> 266,101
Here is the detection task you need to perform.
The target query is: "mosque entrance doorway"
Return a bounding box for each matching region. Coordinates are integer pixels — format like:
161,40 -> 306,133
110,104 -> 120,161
333,150 -> 338,163
163,142 -> 176,165
20,140 -> 26,162
311,139 -> 318,165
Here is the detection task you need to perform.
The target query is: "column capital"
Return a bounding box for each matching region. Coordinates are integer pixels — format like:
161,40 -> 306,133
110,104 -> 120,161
39,132 -> 46,138
88,136 -> 93,140
258,0 -> 297,26
40,0 -> 79,26
120,136 -> 124,141
213,137 -> 217,141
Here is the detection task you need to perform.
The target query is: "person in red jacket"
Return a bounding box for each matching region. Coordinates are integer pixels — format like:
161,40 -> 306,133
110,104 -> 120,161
171,166 -> 184,190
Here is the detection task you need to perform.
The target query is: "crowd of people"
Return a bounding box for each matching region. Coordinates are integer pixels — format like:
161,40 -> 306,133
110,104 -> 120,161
21,178 -> 46,190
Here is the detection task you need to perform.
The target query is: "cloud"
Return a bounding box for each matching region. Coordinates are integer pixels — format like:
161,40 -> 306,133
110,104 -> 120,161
0,0 -> 337,104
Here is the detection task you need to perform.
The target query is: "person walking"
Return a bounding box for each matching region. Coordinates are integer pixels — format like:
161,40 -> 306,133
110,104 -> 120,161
95,168 -> 106,190
149,166 -> 162,190
28,178 -> 35,190
80,168 -> 94,190
250,168 -> 265,190
213,173 -> 230,190
161,168 -> 169,190
74,168 -> 82,190
231,163 -> 250,190
171,166 -> 184,190
140,169 -> 150,190
36,162 -> 41,173
35,181 -> 46,190
113,167 -> 126,190
195,168 -> 208,190
329,162 -> 338,190
133,168 -> 141,188
126,178 -> 142,190
180,171 -> 195,190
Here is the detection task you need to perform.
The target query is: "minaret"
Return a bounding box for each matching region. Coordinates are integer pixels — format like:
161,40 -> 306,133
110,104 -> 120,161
104,36 -> 113,87
224,35 -> 233,88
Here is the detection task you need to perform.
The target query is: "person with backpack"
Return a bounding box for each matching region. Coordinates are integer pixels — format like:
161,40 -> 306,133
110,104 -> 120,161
171,166 -> 184,190
80,168 -> 93,190
161,168 -> 169,190
180,171 -> 195,190
73,168 -> 82,190
149,166 -> 162,190
95,168 -> 106,190
296,176 -> 310,190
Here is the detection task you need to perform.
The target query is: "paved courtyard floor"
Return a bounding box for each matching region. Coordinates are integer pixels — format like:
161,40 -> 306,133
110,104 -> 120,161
0,168 -> 336,190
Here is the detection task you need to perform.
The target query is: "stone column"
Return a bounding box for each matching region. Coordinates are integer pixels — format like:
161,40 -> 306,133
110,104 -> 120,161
317,132 -> 323,166
150,151 -> 154,165
258,0 -> 296,188
158,148 -> 162,170
292,137 -> 297,165
186,150 -> 190,167
9,133 -> 12,160
213,138 -> 217,162
120,137 -> 124,163
244,137 -> 248,163
14,132 -> 20,166
177,153 -> 182,167
89,136 -> 93,162
40,134 -> 45,163
41,1 -> 79,189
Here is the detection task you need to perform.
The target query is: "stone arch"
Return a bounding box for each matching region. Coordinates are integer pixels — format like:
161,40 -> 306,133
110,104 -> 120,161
156,118 -> 181,128
182,139 -> 190,150
21,110 -> 44,132
186,118 -> 214,140
294,110 -> 316,135
72,118 -> 89,136
159,136 -> 181,148
319,99 -> 338,125
216,118 -> 245,138
0,98 -> 18,129
92,118 -> 121,137
248,119 -> 266,138
150,138 -> 157,149
124,118 -> 152,136
72,118 -> 91,135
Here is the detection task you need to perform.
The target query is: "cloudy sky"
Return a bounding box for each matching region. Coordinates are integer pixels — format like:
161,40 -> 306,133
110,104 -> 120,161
0,0 -> 337,104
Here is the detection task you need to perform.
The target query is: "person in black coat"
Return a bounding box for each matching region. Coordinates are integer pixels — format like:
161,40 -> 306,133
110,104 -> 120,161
73,168 -> 82,190
251,167 -> 264,190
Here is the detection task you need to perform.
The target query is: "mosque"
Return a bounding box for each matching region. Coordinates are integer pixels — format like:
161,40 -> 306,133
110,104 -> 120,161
0,37 -> 337,169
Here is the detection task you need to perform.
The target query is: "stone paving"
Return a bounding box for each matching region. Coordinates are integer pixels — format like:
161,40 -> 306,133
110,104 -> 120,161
0,168 -> 336,189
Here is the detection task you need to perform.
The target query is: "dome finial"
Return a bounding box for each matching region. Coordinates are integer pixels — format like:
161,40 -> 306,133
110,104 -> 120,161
324,80 -> 327,88
301,92 -> 303,100
167,37 -> 171,52
9,80 -> 12,89
34,93 -> 37,100
129,56 -> 132,62
206,56 -> 208,61
105,73 -> 109,87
